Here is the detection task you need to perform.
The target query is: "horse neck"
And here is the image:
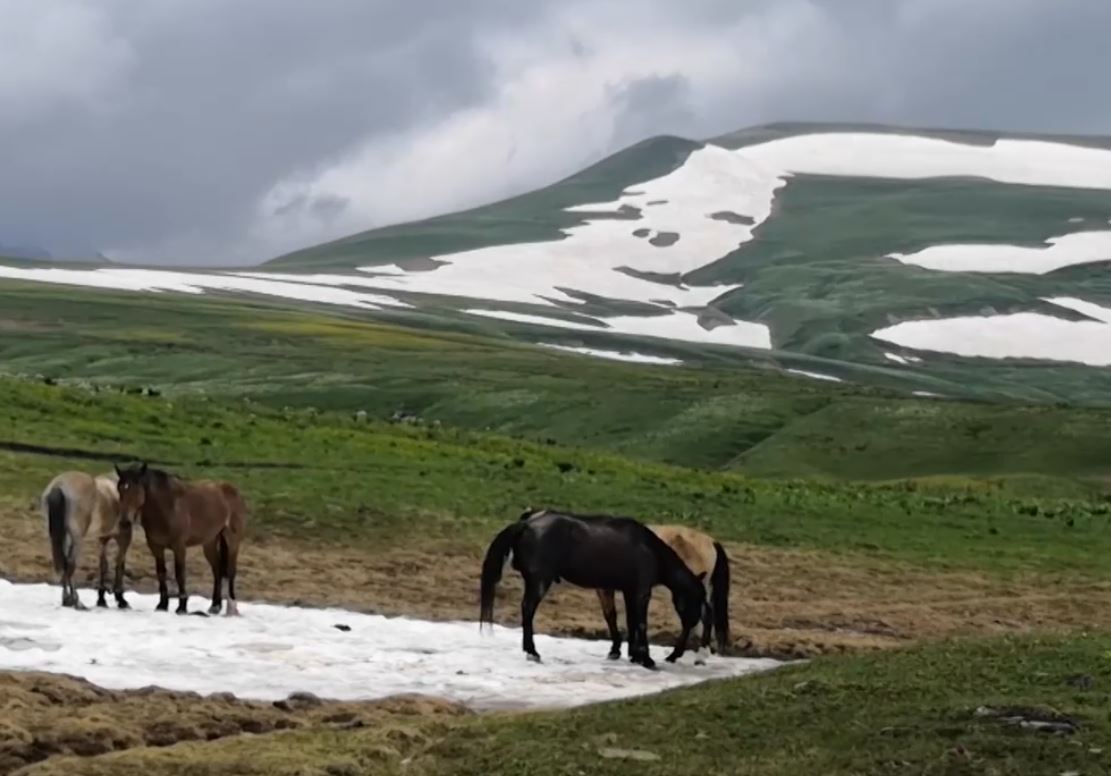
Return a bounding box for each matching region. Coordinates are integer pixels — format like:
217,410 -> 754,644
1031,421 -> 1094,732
652,541 -> 694,592
143,477 -> 183,519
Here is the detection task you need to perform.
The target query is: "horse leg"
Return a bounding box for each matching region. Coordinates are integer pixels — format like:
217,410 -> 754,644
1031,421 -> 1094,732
66,537 -> 86,611
596,589 -> 622,659
172,545 -> 188,614
224,537 -> 240,617
521,575 -> 550,662
621,589 -> 642,665
203,541 -> 222,615
113,520 -> 132,609
631,589 -> 656,670
696,601 -> 713,664
96,538 -> 110,608
153,547 -> 170,611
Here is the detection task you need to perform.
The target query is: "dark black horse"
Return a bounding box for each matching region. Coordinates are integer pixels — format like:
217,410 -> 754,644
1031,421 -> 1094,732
479,508 -> 707,669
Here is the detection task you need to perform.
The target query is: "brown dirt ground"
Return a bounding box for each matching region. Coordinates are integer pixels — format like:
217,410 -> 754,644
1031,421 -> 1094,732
4,498 -> 1111,773
0,671 -> 466,775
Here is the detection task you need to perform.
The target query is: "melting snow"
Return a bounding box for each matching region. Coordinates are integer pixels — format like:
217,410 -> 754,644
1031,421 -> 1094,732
538,344 -> 683,365
786,369 -> 843,382
0,267 -> 409,310
888,231 -> 1111,275
464,308 -> 771,350
872,297 -> 1111,366
0,581 -> 781,711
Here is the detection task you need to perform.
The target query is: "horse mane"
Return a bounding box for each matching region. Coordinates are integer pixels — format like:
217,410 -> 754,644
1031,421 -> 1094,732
141,466 -> 186,493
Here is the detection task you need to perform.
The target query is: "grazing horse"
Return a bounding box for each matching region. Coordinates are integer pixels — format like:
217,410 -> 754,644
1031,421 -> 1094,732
479,508 -> 706,669
596,524 -> 731,664
115,463 -> 248,616
40,470 -> 133,610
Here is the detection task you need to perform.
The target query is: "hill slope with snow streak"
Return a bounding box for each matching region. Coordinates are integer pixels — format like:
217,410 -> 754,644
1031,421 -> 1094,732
6,123 -> 1111,403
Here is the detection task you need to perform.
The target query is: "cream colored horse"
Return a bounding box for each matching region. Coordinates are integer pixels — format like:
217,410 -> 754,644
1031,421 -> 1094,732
596,524 -> 730,664
40,470 -> 134,610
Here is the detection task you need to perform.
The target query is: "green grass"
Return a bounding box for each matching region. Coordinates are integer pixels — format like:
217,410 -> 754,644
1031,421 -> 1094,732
29,633 -> 1111,775
5,376 -> 1111,577
7,282 -> 1111,484
410,633 -> 1111,776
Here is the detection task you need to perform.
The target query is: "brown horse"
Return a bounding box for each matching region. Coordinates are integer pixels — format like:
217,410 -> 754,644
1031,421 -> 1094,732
596,524 -> 730,664
40,470 -> 133,610
115,463 -> 248,616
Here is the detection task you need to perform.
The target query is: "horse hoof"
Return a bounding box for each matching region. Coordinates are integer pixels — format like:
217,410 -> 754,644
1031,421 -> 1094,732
224,602 -> 240,617
96,597 -> 108,609
641,659 -> 658,671
116,598 -> 130,610
607,652 -> 621,661
694,658 -> 706,666
665,654 -> 679,664
73,600 -> 87,612
526,653 -> 542,664
208,605 -> 222,615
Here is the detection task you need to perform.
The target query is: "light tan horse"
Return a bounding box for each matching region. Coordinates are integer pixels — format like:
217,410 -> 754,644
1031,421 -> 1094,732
116,462 -> 248,616
596,524 -> 730,664
40,470 -> 134,610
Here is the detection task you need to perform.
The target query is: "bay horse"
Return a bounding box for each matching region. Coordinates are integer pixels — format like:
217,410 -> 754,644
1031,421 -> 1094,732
596,524 -> 731,664
40,470 -> 133,610
479,508 -> 706,669
115,463 -> 248,616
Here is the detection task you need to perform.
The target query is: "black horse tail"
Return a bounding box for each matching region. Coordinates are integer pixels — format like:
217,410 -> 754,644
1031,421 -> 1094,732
710,541 -> 731,653
45,487 -> 69,575
479,521 -> 526,630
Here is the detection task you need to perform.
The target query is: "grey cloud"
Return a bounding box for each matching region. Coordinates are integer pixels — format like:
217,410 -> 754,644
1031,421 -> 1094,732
1,0 -> 1110,266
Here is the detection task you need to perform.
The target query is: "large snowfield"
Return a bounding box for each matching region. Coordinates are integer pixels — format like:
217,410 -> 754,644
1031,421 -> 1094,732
0,580 -> 783,711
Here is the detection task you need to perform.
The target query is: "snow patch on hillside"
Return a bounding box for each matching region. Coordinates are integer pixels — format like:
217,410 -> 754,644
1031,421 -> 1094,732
871,297 -> 1111,366
538,344 -> 683,365
888,231 -> 1111,274
0,267 -> 410,310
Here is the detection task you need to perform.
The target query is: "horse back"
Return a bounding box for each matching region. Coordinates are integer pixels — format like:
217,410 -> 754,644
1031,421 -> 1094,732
648,524 -> 717,578
190,479 -> 248,532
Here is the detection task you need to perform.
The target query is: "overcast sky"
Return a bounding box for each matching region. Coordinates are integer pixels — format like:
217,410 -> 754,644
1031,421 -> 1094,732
2,0 -> 1109,266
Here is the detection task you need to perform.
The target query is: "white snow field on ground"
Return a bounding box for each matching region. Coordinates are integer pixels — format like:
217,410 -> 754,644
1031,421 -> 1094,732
538,344 -> 683,366
871,297 -> 1111,367
888,230 -> 1111,274
0,266 -> 410,310
0,580 -> 782,711
785,369 -> 843,382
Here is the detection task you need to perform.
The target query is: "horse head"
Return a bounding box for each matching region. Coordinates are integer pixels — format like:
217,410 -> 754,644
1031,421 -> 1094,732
115,461 -> 149,520
671,570 -> 707,631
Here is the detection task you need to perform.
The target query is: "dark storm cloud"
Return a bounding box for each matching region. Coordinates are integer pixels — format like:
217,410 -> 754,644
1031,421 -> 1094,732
1,0 -> 1110,266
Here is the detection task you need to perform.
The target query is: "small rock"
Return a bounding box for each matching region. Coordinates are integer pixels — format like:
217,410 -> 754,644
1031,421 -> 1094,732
598,748 -> 660,762
334,624 -> 351,632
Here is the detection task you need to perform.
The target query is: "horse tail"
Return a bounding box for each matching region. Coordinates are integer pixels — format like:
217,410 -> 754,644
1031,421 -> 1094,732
710,541 -> 731,653
44,487 -> 69,575
479,521 -> 526,630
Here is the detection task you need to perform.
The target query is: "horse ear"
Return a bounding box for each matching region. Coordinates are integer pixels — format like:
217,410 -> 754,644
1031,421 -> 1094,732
114,463 -> 122,477
139,462 -> 148,476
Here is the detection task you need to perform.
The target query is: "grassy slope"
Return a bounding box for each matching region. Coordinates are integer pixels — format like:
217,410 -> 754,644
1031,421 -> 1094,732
5,282 -> 1111,484
5,228 -> 1111,772
4,377 -> 1111,576
691,173 -> 1111,405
